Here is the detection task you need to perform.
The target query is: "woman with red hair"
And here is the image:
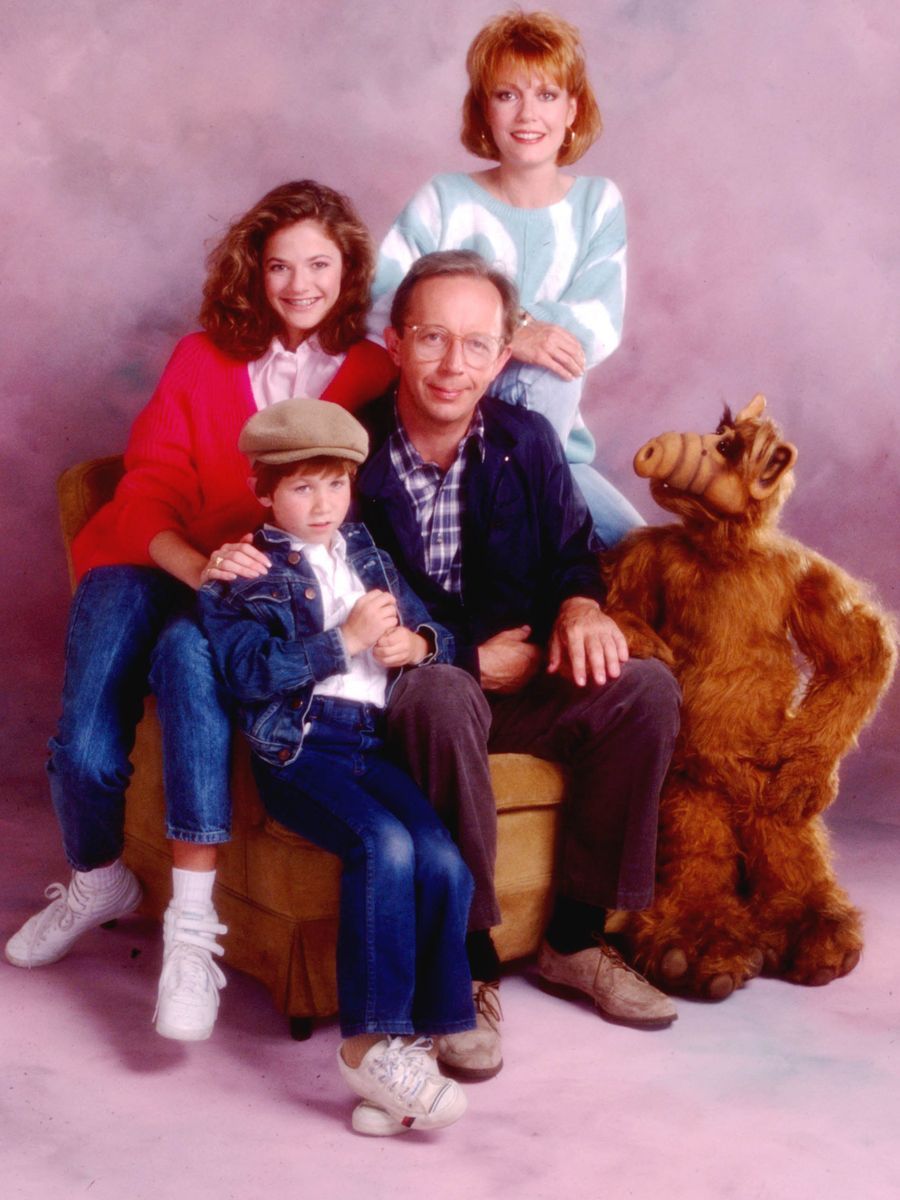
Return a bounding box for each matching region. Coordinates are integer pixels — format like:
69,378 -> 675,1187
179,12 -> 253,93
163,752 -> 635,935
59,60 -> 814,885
371,10 -> 642,548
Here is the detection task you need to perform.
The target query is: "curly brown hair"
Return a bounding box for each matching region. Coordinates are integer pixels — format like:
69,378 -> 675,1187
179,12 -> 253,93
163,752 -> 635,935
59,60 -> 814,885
461,10 -> 602,168
200,180 -> 375,362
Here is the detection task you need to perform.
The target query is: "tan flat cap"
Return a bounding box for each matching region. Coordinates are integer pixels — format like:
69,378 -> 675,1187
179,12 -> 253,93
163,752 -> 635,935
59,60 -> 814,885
239,396 -> 369,465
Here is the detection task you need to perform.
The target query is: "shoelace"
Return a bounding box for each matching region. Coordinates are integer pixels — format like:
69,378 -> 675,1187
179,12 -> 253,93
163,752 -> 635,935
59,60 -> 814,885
162,942 -> 227,999
370,1037 -> 438,1105
30,882 -> 73,939
473,981 -> 503,1029
593,935 -> 652,982
29,873 -> 117,942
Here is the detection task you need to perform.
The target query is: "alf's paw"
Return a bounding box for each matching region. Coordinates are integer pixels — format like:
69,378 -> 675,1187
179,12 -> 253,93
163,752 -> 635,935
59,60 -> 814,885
658,944 -> 764,1000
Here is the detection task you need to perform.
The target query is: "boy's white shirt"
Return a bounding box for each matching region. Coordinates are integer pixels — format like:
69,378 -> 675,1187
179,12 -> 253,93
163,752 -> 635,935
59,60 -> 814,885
248,336 -> 346,411
271,525 -> 388,707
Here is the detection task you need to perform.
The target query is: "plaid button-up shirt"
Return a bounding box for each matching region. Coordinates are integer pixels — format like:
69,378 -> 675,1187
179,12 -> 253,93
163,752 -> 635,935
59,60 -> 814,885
388,405 -> 485,595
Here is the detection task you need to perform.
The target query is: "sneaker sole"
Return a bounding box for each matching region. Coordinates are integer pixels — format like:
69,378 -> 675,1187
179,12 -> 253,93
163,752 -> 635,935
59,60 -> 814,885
351,1103 -> 412,1137
154,1018 -> 215,1042
392,1088 -> 467,1131
5,944 -> 68,969
536,972 -> 677,1030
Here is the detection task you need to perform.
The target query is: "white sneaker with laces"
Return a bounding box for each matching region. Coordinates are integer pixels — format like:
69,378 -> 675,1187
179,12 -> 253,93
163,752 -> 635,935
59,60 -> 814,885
154,904 -> 228,1041
5,865 -> 142,968
351,1049 -> 443,1136
339,1037 -> 467,1132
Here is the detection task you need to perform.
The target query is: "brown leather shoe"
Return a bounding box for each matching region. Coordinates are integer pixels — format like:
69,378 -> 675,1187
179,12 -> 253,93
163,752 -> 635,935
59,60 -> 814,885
537,940 -> 677,1029
435,980 -> 503,1080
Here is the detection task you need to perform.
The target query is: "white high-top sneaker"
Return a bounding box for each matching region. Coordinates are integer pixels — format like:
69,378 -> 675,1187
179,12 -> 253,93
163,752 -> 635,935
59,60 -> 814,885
154,904 -> 228,1041
5,864 -> 142,968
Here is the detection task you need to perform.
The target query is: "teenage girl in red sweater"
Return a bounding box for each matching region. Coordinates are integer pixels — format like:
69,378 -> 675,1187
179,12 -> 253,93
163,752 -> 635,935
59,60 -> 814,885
6,180 -> 396,1043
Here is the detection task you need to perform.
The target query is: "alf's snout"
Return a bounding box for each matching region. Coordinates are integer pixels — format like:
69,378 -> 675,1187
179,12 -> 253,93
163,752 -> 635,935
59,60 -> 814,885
634,432 -> 727,499
633,435 -> 682,481
634,433 -> 709,489
634,438 -> 664,478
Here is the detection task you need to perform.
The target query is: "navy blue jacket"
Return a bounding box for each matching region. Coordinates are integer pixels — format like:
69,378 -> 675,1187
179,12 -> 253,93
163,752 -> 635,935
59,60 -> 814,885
354,395 -> 606,679
198,522 -> 453,766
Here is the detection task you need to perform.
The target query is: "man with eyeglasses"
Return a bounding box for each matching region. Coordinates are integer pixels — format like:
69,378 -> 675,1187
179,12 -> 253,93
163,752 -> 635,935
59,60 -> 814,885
355,250 -> 680,1091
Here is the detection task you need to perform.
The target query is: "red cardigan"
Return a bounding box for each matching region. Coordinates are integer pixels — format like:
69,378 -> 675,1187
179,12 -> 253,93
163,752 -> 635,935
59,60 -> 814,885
72,333 -> 397,581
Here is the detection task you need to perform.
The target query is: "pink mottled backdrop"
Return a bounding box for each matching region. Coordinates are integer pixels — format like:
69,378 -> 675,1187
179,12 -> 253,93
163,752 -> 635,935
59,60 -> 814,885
1,1 -> 897,818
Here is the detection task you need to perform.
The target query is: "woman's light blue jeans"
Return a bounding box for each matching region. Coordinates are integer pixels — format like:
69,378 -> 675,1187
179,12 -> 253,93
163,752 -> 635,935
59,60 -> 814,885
47,566 -> 232,871
253,695 -> 476,1039
490,360 -> 645,550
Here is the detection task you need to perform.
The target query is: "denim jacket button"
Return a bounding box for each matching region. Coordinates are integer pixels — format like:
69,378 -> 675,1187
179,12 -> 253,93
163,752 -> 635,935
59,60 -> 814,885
304,587 -> 316,600
287,552 -> 301,565
289,697 -> 302,710
277,748 -> 291,762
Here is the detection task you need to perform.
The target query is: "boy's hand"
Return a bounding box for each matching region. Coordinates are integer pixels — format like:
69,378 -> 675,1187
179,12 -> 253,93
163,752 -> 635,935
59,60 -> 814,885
373,627 -> 429,668
341,590 -> 399,657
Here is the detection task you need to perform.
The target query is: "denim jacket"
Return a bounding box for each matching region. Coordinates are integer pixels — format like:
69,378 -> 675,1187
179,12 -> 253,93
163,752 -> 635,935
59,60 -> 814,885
197,522 -> 453,767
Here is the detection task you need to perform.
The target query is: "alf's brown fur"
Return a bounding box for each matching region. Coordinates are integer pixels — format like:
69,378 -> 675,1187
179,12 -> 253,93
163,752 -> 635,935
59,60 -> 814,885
603,396 -> 896,1000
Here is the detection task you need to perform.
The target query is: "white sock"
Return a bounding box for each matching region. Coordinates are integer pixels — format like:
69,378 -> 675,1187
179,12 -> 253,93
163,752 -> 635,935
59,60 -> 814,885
171,867 -> 216,916
76,859 -> 126,890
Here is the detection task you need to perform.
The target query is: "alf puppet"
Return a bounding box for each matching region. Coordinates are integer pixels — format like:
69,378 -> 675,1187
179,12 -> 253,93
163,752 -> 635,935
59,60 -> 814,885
603,395 -> 896,1000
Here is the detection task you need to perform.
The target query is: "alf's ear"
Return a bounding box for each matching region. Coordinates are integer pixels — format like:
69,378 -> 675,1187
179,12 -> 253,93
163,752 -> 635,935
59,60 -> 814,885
748,441 -> 798,500
736,393 -> 767,423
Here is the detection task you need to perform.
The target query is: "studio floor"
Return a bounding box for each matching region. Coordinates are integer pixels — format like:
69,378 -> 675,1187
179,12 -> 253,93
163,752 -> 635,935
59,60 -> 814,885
3,783 -> 898,1200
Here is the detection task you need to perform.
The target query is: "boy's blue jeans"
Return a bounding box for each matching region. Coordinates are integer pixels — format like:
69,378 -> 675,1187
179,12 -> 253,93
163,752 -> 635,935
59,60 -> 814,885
253,695 -> 476,1039
48,566 -> 233,871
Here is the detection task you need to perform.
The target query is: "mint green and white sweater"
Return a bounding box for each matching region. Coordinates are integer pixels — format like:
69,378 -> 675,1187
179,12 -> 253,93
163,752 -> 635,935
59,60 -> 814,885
369,172 -> 627,368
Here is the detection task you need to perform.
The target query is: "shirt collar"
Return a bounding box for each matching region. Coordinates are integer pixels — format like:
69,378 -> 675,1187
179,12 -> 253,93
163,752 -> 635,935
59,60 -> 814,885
269,334 -> 322,360
263,523 -> 348,560
390,398 -> 486,474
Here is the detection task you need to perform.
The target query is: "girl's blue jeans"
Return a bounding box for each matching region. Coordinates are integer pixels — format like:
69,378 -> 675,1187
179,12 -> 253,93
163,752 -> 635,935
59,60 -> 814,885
490,359 -> 645,549
48,565 -> 233,871
253,695 -> 476,1039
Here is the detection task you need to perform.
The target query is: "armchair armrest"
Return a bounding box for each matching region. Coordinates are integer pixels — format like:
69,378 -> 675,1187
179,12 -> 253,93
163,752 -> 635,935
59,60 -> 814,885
57,455 -> 125,590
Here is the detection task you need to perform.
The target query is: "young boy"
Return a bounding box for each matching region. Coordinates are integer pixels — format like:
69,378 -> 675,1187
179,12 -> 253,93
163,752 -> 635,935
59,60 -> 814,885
198,397 -> 475,1135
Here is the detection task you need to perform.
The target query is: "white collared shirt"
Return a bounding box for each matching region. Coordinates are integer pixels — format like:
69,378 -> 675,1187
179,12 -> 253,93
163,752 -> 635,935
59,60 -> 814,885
249,337 -> 346,410
279,528 -> 387,708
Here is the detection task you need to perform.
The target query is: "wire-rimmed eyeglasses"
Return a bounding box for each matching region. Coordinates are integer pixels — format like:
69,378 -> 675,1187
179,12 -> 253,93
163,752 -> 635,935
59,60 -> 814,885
404,324 -> 506,368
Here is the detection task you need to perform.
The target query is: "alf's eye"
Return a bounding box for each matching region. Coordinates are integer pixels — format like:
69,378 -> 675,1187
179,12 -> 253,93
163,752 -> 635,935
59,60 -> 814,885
716,439 -> 731,456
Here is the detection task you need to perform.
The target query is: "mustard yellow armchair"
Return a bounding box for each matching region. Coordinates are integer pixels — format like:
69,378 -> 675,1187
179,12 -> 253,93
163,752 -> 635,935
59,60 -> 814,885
58,458 -> 566,1037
